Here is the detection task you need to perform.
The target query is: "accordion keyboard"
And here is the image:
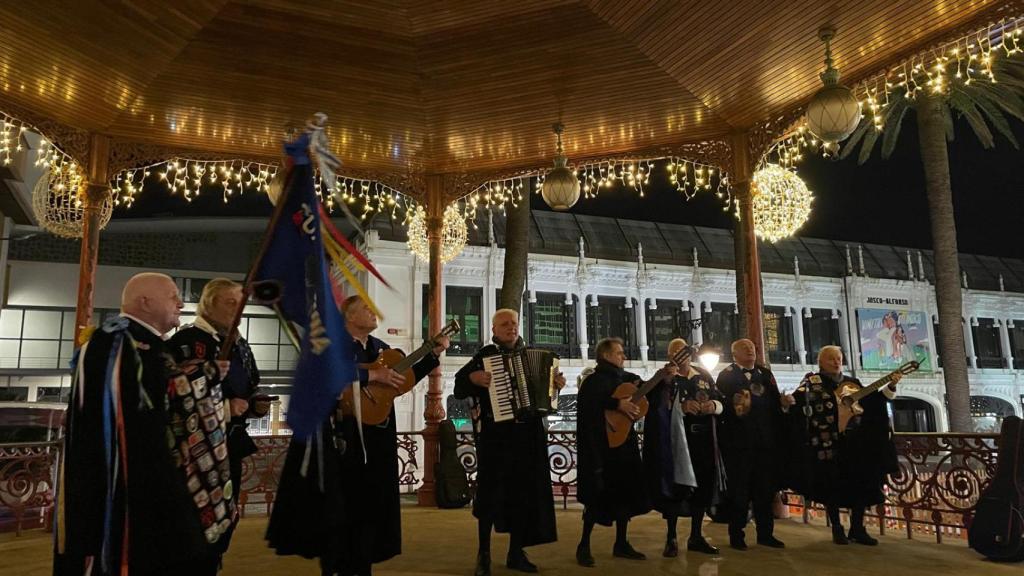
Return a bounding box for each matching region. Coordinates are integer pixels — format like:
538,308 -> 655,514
483,355 -> 516,422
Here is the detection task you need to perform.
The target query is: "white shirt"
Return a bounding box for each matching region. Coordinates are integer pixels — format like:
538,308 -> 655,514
120,313 -> 168,340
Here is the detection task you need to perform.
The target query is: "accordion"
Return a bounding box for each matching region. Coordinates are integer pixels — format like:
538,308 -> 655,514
482,348 -> 560,422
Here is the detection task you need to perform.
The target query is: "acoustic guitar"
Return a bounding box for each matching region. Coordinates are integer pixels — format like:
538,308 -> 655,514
338,320 -> 460,425
604,345 -> 693,448
835,360 -> 919,432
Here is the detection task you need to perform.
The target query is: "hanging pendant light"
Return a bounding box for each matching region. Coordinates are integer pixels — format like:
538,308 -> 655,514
805,26 -> 862,147
541,123 -> 580,211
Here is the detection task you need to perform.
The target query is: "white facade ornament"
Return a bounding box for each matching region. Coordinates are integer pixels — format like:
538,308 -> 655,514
917,251 -> 926,282
845,244 -> 854,276
906,250 -> 914,280
857,245 -> 866,276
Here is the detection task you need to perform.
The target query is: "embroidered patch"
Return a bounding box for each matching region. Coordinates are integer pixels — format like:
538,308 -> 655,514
809,375 -> 822,384
195,341 -> 207,358
750,382 -> 764,396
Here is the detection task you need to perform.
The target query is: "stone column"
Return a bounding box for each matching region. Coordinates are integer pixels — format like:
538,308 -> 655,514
74,134 -> 110,345
691,301 -> 705,347
963,317 -> 978,370
998,319 -> 1014,369
792,307 -> 807,367
576,292 -> 589,360
636,297 -> 649,363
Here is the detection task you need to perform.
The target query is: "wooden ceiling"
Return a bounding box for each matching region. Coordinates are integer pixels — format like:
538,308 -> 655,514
0,0 -> 1005,175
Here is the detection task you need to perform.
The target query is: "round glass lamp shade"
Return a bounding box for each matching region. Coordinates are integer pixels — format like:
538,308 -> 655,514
805,84 -> 862,144
541,155 -> 580,211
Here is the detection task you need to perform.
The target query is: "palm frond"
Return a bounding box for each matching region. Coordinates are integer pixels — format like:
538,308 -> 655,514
880,95 -> 910,159
839,117 -> 871,160
967,86 -> 1020,148
948,86 -> 995,148
858,126 -> 880,164
971,82 -> 1024,123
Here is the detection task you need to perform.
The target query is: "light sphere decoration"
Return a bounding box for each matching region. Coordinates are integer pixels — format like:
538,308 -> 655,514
32,167 -> 113,238
751,164 -> 813,243
541,123 -> 580,211
406,204 -> 468,264
805,27 -> 862,146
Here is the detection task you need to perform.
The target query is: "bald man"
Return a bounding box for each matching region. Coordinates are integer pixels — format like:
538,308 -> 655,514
715,338 -> 791,551
454,309 -> 565,576
55,273 -> 233,576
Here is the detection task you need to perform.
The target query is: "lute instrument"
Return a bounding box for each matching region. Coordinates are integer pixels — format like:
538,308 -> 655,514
338,320 -> 460,425
835,360 -> 918,432
604,345 -> 693,448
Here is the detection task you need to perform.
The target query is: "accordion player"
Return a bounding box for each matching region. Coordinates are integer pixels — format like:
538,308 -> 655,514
482,348 -> 561,422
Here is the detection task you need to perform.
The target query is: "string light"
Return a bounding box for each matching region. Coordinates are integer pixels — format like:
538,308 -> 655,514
406,203 -> 468,263
750,164 -> 813,243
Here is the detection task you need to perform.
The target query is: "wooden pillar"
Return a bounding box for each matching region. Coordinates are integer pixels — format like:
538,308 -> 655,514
73,134 -> 110,345
732,131 -> 765,364
418,174 -> 446,506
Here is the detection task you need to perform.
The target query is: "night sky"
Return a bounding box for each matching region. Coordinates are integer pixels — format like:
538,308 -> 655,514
115,113 -> 1024,260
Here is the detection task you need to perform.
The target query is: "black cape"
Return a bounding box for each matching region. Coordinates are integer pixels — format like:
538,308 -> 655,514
643,366 -> 724,516
453,339 -> 557,547
715,363 -> 787,491
576,359 -> 650,525
54,318 -> 219,576
788,372 -> 898,508
267,334 -> 438,571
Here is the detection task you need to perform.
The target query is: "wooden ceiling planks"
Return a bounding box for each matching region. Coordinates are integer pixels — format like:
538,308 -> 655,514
0,0 -> 1005,175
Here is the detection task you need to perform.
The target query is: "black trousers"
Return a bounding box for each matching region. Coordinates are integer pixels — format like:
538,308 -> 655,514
725,447 -> 776,539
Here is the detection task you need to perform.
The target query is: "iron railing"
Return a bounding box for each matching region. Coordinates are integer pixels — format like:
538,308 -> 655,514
1,431 -> 1002,544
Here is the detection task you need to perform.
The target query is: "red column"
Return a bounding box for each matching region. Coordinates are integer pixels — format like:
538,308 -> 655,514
418,175 -> 447,506
732,131 -> 765,364
73,134 -> 110,346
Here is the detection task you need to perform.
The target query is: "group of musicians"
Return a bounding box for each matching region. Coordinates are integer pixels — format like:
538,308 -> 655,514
56,277 -> 901,576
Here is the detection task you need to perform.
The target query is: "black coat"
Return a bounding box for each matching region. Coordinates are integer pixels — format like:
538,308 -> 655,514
55,318 -> 218,576
643,367 -> 723,515
453,339 -> 557,546
576,360 -> 650,525
267,335 -> 438,570
789,372 -> 899,508
715,363 -> 787,490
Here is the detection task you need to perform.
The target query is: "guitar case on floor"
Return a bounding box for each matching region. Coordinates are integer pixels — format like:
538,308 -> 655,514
969,415 -> 1024,562
434,419 -> 471,509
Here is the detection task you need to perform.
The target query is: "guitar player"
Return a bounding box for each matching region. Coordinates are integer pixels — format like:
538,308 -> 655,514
789,345 -> 902,546
324,295 -> 449,576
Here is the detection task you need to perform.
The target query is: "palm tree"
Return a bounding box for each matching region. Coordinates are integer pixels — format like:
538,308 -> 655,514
840,54 -> 1024,431
499,194 -> 530,315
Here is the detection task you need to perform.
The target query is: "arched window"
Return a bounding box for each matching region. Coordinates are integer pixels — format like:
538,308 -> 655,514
892,398 -> 937,432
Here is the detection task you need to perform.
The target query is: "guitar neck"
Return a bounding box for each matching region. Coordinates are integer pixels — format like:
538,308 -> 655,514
850,372 -> 898,402
392,342 -> 434,373
631,349 -> 693,401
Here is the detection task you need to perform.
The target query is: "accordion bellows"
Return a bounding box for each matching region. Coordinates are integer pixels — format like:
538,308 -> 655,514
483,348 -> 560,422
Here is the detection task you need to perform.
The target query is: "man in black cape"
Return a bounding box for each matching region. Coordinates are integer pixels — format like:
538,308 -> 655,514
715,338 -> 793,551
54,272 -> 233,576
453,308 -> 565,576
789,345 -> 901,545
267,295 -> 447,576
575,337 -> 674,567
643,338 -> 725,557
169,277 -> 269,568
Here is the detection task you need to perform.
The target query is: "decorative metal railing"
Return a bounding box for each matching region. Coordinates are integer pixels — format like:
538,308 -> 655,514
0,431 -> 1003,544
0,441 -> 59,535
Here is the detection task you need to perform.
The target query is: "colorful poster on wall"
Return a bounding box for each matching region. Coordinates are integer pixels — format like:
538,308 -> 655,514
857,308 -> 933,372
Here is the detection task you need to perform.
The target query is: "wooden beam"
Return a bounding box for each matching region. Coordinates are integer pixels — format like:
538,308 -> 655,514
731,131 -> 765,365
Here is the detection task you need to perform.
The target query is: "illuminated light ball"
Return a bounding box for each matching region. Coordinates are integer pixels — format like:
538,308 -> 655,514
406,204 -> 468,263
751,164 -> 813,243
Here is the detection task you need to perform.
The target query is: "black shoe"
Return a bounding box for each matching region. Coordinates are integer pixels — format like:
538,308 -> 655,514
612,542 -> 647,560
576,544 -> 595,568
847,527 -> 879,546
687,536 -> 720,555
832,525 -> 849,545
729,535 -> 748,551
474,551 -> 491,576
506,550 -> 538,573
757,536 -> 786,548
663,538 -> 678,558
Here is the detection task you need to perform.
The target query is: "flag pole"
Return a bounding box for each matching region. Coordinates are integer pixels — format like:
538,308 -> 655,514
217,165 -> 296,361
